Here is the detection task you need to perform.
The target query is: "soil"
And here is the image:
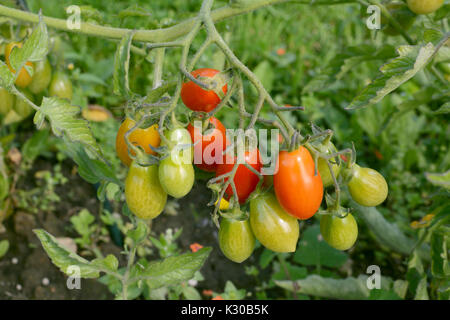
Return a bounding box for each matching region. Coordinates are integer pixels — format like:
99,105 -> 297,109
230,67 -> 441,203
0,158 -> 261,300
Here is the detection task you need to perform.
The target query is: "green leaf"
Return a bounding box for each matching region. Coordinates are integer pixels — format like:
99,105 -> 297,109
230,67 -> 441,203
182,286 -> 201,300
21,129 -> 51,164
348,43 -> 437,109
368,289 -> 402,300
113,31 -> 135,98
134,247 -> 211,290
252,60 -> 274,94
430,232 -> 449,278
433,102 -> 450,115
92,254 -> 119,273
10,14 -> 49,75
259,249 -> 276,269
126,221 -> 148,245
425,170 -> 450,189
63,143 -> 121,187
0,239 -> 9,259
36,97 -> 102,159
293,225 -> 348,268
0,61 -> 15,89
34,229 -> 104,278
275,275 -> 392,300
70,209 -> 95,238
0,171 -> 8,201
353,202 -> 430,261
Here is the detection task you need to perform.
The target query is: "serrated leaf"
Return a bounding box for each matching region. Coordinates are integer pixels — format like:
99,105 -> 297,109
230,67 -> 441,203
423,29 -> 442,44
34,229 -> 102,278
348,43 -> 437,109
425,170 -> 450,189
0,239 -> 9,259
10,14 -> 49,75
133,247 -> 211,290
275,274 -> 392,300
37,97 -> 102,159
293,225 -> 348,268
113,31 -> 135,97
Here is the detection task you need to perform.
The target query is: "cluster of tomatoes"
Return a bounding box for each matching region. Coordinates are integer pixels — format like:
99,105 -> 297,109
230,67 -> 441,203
0,40 -> 73,122
116,68 -> 389,263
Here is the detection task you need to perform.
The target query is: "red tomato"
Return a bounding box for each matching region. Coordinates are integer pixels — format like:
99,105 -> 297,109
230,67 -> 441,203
187,117 -> 227,172
181,68 -> 228,112
215,148 -> 262,204
274,146 -> 323,220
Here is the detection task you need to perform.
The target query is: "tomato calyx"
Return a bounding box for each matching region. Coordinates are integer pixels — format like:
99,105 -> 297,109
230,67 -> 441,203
318,193 -> 351,219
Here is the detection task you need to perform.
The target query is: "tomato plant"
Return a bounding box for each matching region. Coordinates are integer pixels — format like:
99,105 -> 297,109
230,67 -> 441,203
347,164 -> 388,207
115,117 -> 161,167
4,42 -> 33,88
181,68 -> 228,112
218,217 -> 255,263
187,116 -> 227,172
249,192 -> 299,252
274,146 -> 323,220
125,161 -> 167,220
215,147 -> 262,204
381,2 -> 416,36
320,213 -> 358,251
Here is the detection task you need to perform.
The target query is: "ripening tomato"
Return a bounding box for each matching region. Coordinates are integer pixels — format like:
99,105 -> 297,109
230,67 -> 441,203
162,126 -> 193,164
215,148 -> 262,204
249,192 -> 299,252
320,213 -> 358,251
347,164 -> 388,207
115,117 -> 161,167
0,87 -> 14,115
187,117 -> 227,172
28,58 -> 52,94
181,68 -> 228,112
219,218 -> 255,263
274,146 -> 323,220
407,0 -> 443,14
125,161 -> 167,220
5,42 -> 33,88
49,71 -> 73,100
158,157 -> 194,199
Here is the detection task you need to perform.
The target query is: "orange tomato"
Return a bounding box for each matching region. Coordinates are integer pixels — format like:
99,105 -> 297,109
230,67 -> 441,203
5,42 -> 33,88
115,117 -> 161,166
274,146 -> 323,220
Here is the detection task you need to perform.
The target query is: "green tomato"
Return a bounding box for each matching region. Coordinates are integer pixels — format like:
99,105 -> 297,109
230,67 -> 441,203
158,157 -> 194,198
249,192 -> 299,252
125,161 -> 167,220
318,157 -> 340,188
28,58 -> 52,94
0,87 -> 14,115
49,71 -> 73,100
14,89 -> 34,118
348,164 -> 388,207
320,213 -> 358,251
162,126 -> 193,163
407,0 -> 443,14
219,218 -> 255,263
382,2 -> 416,36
